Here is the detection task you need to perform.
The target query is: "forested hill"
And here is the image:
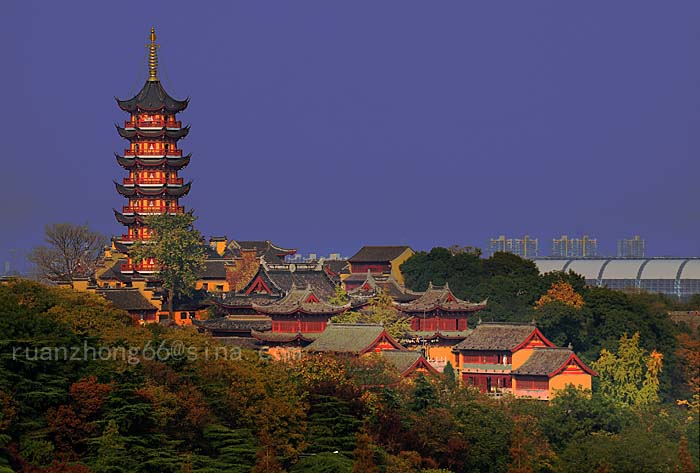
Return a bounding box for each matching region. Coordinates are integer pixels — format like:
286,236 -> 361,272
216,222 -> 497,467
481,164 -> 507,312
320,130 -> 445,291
0,279 -> 697,472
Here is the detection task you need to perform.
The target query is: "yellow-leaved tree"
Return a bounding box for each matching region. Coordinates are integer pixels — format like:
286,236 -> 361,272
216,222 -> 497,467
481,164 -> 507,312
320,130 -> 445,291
592,332 -> 663,407
535,280 -> 584,310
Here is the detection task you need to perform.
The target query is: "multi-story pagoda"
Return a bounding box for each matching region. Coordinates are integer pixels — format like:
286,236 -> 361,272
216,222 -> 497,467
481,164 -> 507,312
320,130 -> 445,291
113,28 -> 191,273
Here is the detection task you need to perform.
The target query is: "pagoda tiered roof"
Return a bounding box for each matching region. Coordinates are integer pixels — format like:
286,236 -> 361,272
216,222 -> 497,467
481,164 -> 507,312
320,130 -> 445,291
346,271 -> 421,304
114,181 -> 192,197
396,282 -> 487,313
116,125 -> 190,140
252,284 -> 349,316
116,79 -> 189,113
113,210 -> 145,226
115,153 -> 191,169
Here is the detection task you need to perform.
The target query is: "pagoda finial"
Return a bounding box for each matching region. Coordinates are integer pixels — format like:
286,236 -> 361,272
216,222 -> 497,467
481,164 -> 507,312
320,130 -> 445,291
147,27 -> 160,82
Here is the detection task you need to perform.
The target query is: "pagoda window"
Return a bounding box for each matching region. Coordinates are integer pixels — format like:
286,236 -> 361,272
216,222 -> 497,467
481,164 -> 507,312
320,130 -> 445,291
149,172 -> 155,179
164,143 -> 170,151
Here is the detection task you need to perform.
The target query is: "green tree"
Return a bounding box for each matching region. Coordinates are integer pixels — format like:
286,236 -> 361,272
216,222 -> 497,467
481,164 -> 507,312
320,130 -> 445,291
442,362 -> 457,390
92,420 -> 134,473
28,223 -> 106,285
540,386 -> 630,452
198,425 -> 257,472
328,285 -> 349,306
592,332 -> 663,407
306,394 -> 361,455
291,452 -> 353,473
130,212 -> 206,319
351,432 -> 379,473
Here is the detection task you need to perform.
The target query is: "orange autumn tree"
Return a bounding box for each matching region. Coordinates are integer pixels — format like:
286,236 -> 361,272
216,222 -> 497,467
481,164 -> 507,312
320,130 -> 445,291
535,280 -> 584,310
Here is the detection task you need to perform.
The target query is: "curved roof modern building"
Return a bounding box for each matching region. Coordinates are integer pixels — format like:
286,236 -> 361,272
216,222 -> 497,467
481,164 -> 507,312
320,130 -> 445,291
532,258 -> 700,300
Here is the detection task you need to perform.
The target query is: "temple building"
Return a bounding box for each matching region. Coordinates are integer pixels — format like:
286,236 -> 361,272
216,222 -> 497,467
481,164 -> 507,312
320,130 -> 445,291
113,28 -> 191,273
345,246 -> 414,289
452,322 -> 595,399
251,284 -> 349,338
511,347 -> 596,400
346,271 -> 420,306
380,350 -> 440,378
395,282 -> 486,369
305,324 -> 405,354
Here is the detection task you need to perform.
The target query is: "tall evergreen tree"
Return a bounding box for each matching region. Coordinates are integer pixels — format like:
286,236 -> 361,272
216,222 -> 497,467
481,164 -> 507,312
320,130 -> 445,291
130,212 -> 206,319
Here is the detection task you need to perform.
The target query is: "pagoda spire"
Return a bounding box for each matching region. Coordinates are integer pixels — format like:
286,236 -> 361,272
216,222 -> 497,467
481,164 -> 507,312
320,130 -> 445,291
147,27 -> 160,82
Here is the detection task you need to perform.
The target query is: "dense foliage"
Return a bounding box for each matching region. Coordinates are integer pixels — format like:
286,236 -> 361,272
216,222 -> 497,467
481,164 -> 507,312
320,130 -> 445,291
0,279 -> 697,472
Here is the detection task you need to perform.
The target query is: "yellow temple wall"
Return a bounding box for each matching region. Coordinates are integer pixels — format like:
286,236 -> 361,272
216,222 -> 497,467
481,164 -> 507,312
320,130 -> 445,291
512,349 -> 534,370
391,248 -> 415,285
549,373 -> 592,397
196,280 -> 230,293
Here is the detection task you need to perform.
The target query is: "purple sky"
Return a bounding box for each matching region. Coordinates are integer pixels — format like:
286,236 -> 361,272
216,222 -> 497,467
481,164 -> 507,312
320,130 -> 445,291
2,1 -> 700,270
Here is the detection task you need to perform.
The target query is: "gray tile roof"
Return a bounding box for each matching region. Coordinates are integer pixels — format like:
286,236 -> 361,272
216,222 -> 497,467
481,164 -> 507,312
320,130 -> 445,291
194,316 -> 272,332
349,246 -> 411,263
380,350 -> 422,374
397,282 -> 486,313
305,323 -> 404,354
512,348 -> 596,376
453,323 -> 538,351
97,288 -> 157,312
346,272 -> 421,303
253,285 -> 349,315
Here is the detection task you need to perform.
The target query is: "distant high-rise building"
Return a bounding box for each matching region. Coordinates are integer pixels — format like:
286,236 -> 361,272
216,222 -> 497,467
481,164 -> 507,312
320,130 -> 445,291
551,235 -> 597,258
489,235 -> 538,259
617,235 -> 645,258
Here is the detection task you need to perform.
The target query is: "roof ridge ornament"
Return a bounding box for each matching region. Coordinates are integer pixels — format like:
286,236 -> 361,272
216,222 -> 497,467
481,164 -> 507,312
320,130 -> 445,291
147,27 -> 160,82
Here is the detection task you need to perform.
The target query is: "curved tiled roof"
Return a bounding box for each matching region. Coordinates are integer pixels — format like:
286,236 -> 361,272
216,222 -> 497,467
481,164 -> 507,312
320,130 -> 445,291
116,125 -> 190,140
115,153 -> 191,169
380,350 -> 439,376
305,323 -> 404,354
452,323 -> 550,351
194,316 -> 272,332
97,288 -> 157,312
397,282 -> 486,313
252,285 -> 349,315
114,181 -> 192,198
116,80 -> 189,113
347,271 -> 421,303
512,347 -> 596,377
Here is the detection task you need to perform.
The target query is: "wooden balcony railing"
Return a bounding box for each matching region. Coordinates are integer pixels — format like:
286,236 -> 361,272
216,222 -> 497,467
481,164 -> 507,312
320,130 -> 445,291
121,262 -> 159,272
124,149 -> 182,157
124,120 -> 181,129
122,206 -> 185,214
118,235 -> 147,242
122,177 -> 184,186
